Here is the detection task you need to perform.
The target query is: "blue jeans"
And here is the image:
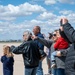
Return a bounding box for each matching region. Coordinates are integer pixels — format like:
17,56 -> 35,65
57,68 -> 66,75
52,68 -> 66,75
36,61 -> 43,75
51,68 -> 57,75
25,67 -> 37,75
51,51 -> 57,61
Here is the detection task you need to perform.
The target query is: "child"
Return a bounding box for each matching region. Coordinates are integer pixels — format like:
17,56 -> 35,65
1,45 -> 14,75
51,30 -> 69,68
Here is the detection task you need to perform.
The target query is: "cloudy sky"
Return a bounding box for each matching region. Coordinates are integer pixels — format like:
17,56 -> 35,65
0,0 -> 75,40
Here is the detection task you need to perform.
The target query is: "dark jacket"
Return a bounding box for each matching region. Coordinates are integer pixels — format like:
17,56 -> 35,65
1,55 -> 14,75
35,33 -> 44,50
63,23 -> 75,75
11,40 -> 41,68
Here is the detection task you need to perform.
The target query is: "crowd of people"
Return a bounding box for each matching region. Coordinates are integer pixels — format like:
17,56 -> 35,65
0,18 -> 75,75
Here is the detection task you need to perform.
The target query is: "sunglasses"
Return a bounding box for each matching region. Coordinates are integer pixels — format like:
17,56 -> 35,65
53,34 -> 56,36
23,35 -> 26,37
23,35 -> 24,36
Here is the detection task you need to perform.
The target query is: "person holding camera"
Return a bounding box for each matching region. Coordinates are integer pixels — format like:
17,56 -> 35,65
60,18 -> 75,75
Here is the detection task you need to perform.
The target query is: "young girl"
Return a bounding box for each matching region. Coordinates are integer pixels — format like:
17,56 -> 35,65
1,45 -> 14,75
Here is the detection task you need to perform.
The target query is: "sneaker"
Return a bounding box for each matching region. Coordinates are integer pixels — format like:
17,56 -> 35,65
51,64 -> 56,68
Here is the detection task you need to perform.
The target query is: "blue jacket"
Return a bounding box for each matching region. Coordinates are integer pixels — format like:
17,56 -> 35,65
1,55 -> 14,75
35,33 -> 44,50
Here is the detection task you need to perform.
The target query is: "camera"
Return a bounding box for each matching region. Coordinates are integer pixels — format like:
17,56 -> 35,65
60,20 -> 62,26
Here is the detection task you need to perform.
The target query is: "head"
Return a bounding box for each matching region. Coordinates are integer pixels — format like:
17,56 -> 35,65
33,26 -> 41,35
3,45 -> 10,55
23,31 -> 32,41
53,30 -> 60,42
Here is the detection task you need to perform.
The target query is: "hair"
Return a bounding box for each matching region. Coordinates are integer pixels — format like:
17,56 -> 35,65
54,29 -> 59,33
36,26 -> 41,32
23,31 -> 32,36
3,45 -> 13,57
23,31 -> 32,41
3,45 -> 10,55
54,29 -> 61,38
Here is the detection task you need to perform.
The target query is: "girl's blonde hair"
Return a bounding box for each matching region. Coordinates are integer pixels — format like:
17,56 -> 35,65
3,45 -> 9,55
3,45 -> 13,57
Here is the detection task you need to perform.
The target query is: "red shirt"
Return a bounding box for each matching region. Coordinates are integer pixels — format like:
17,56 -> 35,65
54,37 -> 69,50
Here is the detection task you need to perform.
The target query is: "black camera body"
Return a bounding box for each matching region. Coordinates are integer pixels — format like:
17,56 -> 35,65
60,20 -> 62,26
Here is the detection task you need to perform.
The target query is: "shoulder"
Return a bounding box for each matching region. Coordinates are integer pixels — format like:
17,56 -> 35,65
1,55 -> 7,60
1,55 -> 6,58
38,33 -> 44,38
30,40 -> 38,45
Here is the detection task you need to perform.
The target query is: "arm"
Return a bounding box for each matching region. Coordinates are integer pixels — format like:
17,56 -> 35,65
61,18 -> 74,43
59,29 -> 72,44
63,23 -> 75,43
37,37 -> 53,48
1,56 -> 5,63
11,42 -> 29,54
56,47 -> 70,56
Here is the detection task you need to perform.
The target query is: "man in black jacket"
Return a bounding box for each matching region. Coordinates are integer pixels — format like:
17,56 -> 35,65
61,18 -> 75,75
10,31 -> 45,75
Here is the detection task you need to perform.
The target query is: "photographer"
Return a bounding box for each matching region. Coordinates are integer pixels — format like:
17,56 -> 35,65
60,18 -> 75,75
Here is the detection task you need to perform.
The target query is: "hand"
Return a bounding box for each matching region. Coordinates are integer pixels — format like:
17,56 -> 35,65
56,51 -> 61,57
31,35 -> 38,40
61,18 -> 68,25
59,26 -> 63,31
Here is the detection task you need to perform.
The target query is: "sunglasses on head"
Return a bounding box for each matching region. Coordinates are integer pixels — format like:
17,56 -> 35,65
53,34 -> 56,36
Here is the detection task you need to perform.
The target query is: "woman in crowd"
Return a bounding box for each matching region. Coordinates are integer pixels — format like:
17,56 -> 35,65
32,29 -> 67,75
